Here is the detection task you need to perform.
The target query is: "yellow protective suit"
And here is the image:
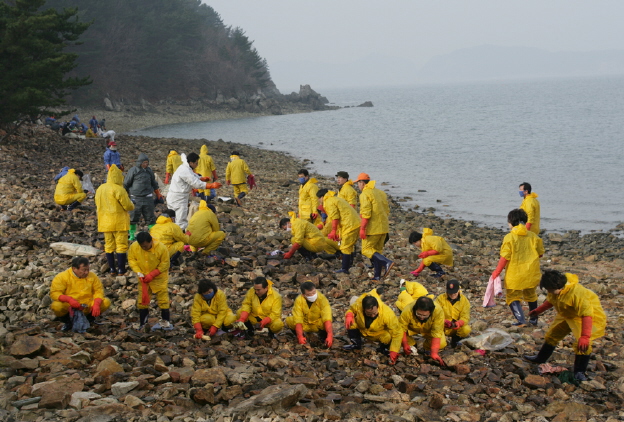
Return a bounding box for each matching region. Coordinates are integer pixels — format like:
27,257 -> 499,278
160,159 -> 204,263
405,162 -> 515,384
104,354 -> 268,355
225,155 -> 251,196
289,212 -> 339,254
50,268 -> 111,317
544,273 -> 606,355
435,293 -> 472,338
338,181 -> 358,208
166,151 -> 183,175
197,145 -> 217,196
85,128 -> 96,138
500,223 -> 545,293
150,215 -> 190,256
54,169 -> 86,205
187,200 -> 225,254
347,291 -> 402,353
323,191 -> 360,254
95,165 -> 135,253
420,228 -> 454,266
520,193 -> 541,235
298,177 -> 320,222
399,301 -> 447,350
285,291 -> 333,332
190,290 -> 236,329
395,281 -> 432,311
359,180 -> 390,258
128,240 -> 170,309
236,280 -> 284,333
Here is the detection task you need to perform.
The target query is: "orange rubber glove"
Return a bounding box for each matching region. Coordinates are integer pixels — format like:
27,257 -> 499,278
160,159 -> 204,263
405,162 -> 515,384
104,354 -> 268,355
283,243 -> 300,259
295,323 -> 307,344
402,332 -> 411,355
324,320 -> 333,348
212,170 -> 218,181
59,295 -> 81,309
226,180 -> 231,186
155,189 -> 163,200
205,182 -> 222,189
389,351 -> 399,365
525,222 -> 532,231
194,322 -> 204,339
430,337 -> 445,366
311,213 -> 318,220
164,173 -> 171,184
453,320 -> 465,329
200,176 -> 210,182
411,262 -> 426,277
578,316 -> 593,353
316,223 -> 324,230
491,257 -> 508,279
418,250 -> 438,259
209,326 -> 218,337
142,269 -> 161,283
359,218 -> 369,240
444,319 -> 453,329
328,220 -> 340,241
259,317 -> 271,329
529,300 -> 553,317
237,311 -> 249,323
344,312 -> 355,330
185,231 -> 192,237
91,298 -> 103,317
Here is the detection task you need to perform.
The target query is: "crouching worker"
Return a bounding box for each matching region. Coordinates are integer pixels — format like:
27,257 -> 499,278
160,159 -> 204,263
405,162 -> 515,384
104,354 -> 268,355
524,270 -> 606,381
234,277 -> 283,338
435,279 -> 471,347
128,232 -> 172,331
409,229 -> 453,278
344,291 -> 402,365
400,296 -> 446,366
395,279 -> 432,312
50,257 -> 111,331
187,201 -> 225,255
54,169 -> 87,211
149,209 -> 190,267
191,279 -> 237,339
286,282 -> 333,348
280,212 -> 339,260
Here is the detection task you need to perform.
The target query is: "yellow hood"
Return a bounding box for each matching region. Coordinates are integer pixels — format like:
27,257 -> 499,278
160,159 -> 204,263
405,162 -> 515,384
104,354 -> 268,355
423,228 -> 434,238
323,190 -> 337,200
527,192 -> 538,199
200,145 -> 209,155
106,164 -> 123,185
560,273 -> 579,297
167,150 -> 179,158
156,215 -> 172,224
363,180 -> 377,191
511,224 -> 528,236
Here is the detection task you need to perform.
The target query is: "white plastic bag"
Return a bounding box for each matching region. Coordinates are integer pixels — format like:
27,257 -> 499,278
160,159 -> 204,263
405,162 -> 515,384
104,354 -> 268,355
50,242 -> 101,257
187,199 -> 199,222
463,328 -> 513,351
81,174 -> 95,194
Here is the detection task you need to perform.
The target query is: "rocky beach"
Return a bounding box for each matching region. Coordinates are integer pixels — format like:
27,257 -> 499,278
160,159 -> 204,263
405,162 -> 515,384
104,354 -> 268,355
0,120 -> 623,422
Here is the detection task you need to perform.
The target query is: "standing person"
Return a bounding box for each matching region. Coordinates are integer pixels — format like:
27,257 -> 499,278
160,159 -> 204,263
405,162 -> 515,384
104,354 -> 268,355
124,153 -> 162,241
149,209 -> 190,267
234,277 -> 283,338
191,279 -> 237,339
167,153 -> 222,231
99,118 -> 106,131
524,270 -> 607,381
54,168 -> 86,211
225,151 -> 252,207
491,209 -> 545,326
89,115 -> 99,131
128,231 -> 172,330
196,144 -> 218,202
409,229 -> 454,278
356,173 -> 393,281
164,149 -> 183,184
280,212 -> 339,260
519,182 -> 541,235
297,169 -> 320,223
317,189 -> 360,273
49,257 -> 111,331
285,282 -> 334,348
186,200 -> 226,256
95,165 -> 135,276
435,279 -> 471,347
399,296 -> 446,366
335,171 -> 357,208
103,142 -> 123,171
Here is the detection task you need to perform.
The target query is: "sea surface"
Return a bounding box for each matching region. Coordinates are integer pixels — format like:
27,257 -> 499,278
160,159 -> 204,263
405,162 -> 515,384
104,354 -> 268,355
135,76 -> 624,234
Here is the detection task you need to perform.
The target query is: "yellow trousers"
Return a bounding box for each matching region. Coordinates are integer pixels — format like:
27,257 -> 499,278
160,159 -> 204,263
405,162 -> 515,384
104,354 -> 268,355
285,316 -> 325,332
104,231 -> 129,253
233,184 -> 248,197
236,310 -> 284,333
199,312 -> 237,329
362,233 -> 386,258
505,287 -> 538,305
544,319 -> 594,355
51,297 -> 111,317
339,228 -> 359,255
191,231 -> 226,254
55,192 -> 87,206
137,283 -> 170,310
443,324 -> 472,338
406,329 -> 448,350
165,241 -> 185,257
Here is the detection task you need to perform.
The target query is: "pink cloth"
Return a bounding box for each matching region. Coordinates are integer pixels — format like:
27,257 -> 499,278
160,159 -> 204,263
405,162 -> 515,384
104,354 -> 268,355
482,275 -> 503,307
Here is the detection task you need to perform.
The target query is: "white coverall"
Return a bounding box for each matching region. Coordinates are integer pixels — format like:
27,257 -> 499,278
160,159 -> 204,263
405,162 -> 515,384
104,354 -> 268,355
166,154 -> 207,230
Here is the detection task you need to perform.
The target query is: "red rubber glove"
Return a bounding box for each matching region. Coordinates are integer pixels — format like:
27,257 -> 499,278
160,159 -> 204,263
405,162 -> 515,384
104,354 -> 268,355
430,337 -> 445,366
154,189 -> 163,200
226,180 -> 231,186
205,182 -> 222,189
453,320 -> 465,329
311,213 -> 318,220
316,224 -> 324,230
402,332 -> 411,355
491,257 -> 508,279
411,262 -> 425,277
344,312 -> 355,330
212,170 -> 218,181
119,164 -> 124,171
295,324 -> 307,345
237,311 -> 249,323
185,231 -> 192,237
419,250 -> 439,259
525,222 -> 532,231
194,322 -> 204,339
209,326 -> 218,337
142,269 -> 161,283
106,164 -> 111,170
359,218 -> 369,240
91,298 -> 103,317
529,300 -> 553,317
324,320 -> 333,348
283,243 -> 300,259
164,173 -> 171,184
259,317 -> 271,329
328,219 -> 340,241
389,351 -> 399,365
444,319 -> 453,329
578,316 -> 593,353
59,295 -> 82,309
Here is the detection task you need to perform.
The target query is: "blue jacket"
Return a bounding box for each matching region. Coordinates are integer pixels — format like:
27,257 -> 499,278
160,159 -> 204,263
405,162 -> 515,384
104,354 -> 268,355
89,118 -> 98,129
103,148 -> 121,168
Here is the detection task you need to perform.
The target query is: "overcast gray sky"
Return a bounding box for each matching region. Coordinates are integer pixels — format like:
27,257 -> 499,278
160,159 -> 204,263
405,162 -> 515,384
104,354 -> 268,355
204,1 -> 624,91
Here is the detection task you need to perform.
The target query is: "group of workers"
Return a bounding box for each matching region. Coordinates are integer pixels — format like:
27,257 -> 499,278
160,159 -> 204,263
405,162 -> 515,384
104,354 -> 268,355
51,142 -> 606,381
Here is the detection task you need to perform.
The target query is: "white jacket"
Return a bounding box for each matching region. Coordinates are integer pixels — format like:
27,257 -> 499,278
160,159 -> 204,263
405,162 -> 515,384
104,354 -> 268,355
168,154 -> 205,195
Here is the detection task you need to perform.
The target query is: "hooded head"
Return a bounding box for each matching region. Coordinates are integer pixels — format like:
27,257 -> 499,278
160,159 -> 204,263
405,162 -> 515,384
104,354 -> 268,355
199,200 -> 216,213
136,152 -> 149,168
200,145 -> 209,155
107,164 -> 123,185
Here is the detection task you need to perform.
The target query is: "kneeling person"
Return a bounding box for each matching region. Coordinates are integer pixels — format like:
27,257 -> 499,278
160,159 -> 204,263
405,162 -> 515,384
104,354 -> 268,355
54,169 -> 87,211
435,279 -> 471,347
400,296 -> 446,366
280,212 -> 339,260
286,282 -> 333,348
192,279 -> 237,339
409,229 -> 454,278
187,201 -> 225,255
235,277 -> 283,337
150,209 -> 190,266
395,280 -> 432,312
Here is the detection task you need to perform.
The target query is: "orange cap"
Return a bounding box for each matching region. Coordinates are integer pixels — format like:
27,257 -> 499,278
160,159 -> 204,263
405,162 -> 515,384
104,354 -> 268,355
356,173 -> 371,182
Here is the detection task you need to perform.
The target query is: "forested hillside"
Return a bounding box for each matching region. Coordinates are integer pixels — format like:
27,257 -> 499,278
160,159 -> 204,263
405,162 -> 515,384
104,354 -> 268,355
45,0 -> 276,105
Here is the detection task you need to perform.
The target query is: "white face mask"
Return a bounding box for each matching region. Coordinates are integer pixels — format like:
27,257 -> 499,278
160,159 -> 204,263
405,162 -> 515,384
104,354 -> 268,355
286,227 -> 292,232
305,292 -> 318,302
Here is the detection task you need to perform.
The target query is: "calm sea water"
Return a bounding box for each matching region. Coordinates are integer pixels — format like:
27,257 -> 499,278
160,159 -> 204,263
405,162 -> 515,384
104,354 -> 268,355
135,76 -> 624,234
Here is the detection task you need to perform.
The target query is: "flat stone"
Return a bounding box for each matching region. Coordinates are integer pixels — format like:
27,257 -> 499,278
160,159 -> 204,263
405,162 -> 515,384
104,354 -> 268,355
524,374 -> 548,389
190,387 -> 216,405
123,394 -> 144,408
96,357 -> 124,376
191,367 -> 227,386
38,389 -> 71,409
111,381 -> 140,396
230,384 -> 307,414
9,336 -> 43,357
69,391 -> 101,409
444,352 -> 470,367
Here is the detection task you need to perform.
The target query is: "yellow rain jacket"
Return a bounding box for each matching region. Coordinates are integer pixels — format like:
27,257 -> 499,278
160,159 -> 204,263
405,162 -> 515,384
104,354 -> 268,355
435,293 -> 471,325
323,191 -> 360,235
150,215 -> 190,255
520,193 -> 541,235
395,281 -> 432,311
348,291 -> 402,353
289,212 -> 338,253
500,224 -> 544,290
128,240 -> 170,293
239,279 -> 282,321
188,200 -> 221,245
420,228 -> 454,266
546,273 -> 606,341
50,268 -> 105,304
289,291 -> 333,327
338,180 -> 358,208
95,165 -> 134,232
190,289 -> 235,327
54,169 -> 84,205
196,145 -> 216,181
359,180 -> 389,235
166,151 -> 183,175
225,155 -> 251,184
298,177 -> 319,219
399,301 -> 446,342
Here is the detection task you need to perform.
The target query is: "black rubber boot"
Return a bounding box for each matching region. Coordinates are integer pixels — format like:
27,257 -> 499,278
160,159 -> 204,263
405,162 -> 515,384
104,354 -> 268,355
335,254 -> 350,274
509,301 -> 526,325
343,329 -> 363,350
372,252 -> 394,279
574,354 -> 591,381
528,301 -> 538,325
161,308 -> 170,322
139,308 -> 149,328
299,247 -> 317,261
371,255 -> 382,280
116,253 -> 127,275
67,201 -> 81,211
59,314 -> 72,331
376,342 -> 390,356
318,329 -> 328,344
523,343 -> 556,363
106,253 -> 117,275
170,251 -> 182,267
451,334 -> 462,348
429,262 -> 446,277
